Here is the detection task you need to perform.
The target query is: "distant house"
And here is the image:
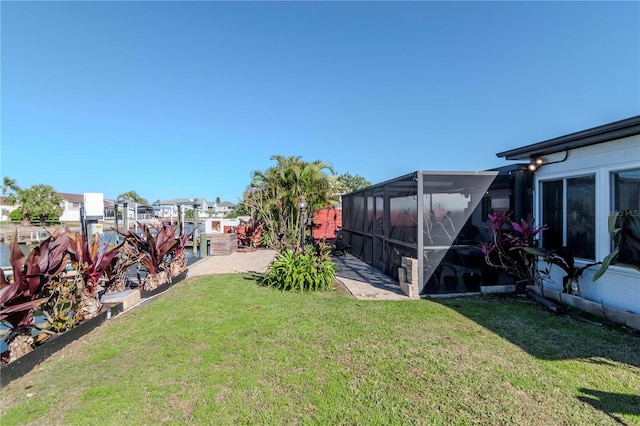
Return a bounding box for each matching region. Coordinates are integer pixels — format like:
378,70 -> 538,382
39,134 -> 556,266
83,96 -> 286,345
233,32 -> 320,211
156,198 -> 209,219
207,201 -> 235,217
58,193 -> 113,222
497,115 -> 640,315
220,201 -> 235,214
57,193 -> 84,222
2,193 -> 112,223
0,197 -> 18,221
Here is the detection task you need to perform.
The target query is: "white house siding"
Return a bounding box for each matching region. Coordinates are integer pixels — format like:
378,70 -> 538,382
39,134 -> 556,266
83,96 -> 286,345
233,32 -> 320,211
533,134 -> 640,314
58,200 -> 81,222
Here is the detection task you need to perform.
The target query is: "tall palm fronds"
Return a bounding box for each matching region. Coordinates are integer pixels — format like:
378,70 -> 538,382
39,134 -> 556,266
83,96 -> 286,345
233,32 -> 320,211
245,155 -> 337,250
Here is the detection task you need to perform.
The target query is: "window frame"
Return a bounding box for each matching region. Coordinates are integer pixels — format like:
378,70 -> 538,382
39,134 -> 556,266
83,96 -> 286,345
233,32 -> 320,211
538,170 -> 597,261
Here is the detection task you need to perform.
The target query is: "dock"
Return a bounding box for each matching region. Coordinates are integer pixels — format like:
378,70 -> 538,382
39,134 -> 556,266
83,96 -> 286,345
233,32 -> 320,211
0,229 -> 51,245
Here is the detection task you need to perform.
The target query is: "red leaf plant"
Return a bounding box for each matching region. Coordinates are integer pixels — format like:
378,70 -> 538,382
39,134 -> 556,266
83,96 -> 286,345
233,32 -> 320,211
481,212 -> 547,292
120,223 -> 180,290
66,230 -> 124,319
170,224 -> 195,277
0,231 -> 71,363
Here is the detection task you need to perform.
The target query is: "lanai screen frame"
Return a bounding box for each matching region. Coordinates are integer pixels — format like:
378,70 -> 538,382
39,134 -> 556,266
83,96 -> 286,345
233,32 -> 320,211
341,170 -> 498,294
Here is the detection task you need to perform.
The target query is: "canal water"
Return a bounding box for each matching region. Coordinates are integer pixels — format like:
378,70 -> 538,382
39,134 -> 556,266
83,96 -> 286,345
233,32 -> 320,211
1,224 -> 200,269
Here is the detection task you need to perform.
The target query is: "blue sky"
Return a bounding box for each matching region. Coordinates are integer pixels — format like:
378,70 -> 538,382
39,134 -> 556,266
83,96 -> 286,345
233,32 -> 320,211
1,1 -> 638,204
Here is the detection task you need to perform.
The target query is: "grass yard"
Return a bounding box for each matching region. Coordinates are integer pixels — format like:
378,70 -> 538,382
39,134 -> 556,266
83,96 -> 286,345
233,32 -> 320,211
1,274 -> 639,425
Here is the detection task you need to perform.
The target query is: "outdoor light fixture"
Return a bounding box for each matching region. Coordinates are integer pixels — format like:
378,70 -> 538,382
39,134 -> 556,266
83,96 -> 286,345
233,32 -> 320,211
527,156 -> 544,172
527,150 -> 569,172
299,195 -> 308,249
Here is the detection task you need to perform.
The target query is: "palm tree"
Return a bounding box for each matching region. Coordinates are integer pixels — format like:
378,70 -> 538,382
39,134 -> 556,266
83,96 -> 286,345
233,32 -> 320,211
116,191 -> 148,205
245,155 -> 335,249
3,177 -> 19,196
5,184 -> 63,226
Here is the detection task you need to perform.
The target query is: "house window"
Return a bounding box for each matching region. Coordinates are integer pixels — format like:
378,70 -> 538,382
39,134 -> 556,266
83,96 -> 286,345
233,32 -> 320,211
541,174 -> 595,260
70,202 -> 81,209
611,168 -> 640,264
612,168 -> 640,213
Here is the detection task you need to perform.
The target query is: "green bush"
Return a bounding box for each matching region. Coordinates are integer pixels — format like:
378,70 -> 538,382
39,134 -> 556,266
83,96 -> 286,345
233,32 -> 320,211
8,209 -> 22,221
260,246 -> 336,291
8,208 -> 58,222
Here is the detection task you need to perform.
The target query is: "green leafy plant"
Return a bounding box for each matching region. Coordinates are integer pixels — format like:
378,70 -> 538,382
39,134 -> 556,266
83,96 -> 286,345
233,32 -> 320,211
593,210 -> 640,280
244,155 -> 336,250
523,247 -> 600,295
4,182 -> 63,226
35,279 -> 81,340
260,245 -> 336,292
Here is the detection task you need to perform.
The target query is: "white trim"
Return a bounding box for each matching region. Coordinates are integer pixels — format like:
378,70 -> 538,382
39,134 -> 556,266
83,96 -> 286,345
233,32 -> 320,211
536,170 -> 598,260
604,264 -> 640,279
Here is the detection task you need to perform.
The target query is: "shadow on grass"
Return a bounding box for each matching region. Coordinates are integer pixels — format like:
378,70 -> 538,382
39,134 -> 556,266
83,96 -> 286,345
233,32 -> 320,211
434,296 -> 640,423
578,388 -> 640,425
433,296 -> 640,368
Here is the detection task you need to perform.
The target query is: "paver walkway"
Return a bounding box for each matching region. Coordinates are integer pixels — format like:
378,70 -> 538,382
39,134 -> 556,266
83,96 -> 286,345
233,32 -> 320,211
331,254 -> 408,300
187,249 -> 410,301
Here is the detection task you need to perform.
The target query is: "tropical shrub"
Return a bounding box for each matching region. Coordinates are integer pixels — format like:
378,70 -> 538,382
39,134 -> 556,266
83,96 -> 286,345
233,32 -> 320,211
169,224 -> 195,277
481,211 -> 546,291
260,245 -> 336,292
35,278 -> 81,338
8,209 -> 22,221
236,219 -> 264,249
120,223 -> 179,290
244,155 -> 336,250
523,247 -> 600,295
103,243 -> 142,293
593,210 -> 640,280
66,231 -> 124,318
0,231 -> 71,362
4,183 -> 63,226
0,222 -> 196,364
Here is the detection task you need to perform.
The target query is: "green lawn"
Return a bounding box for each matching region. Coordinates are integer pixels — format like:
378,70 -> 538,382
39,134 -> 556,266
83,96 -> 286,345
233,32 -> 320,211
1,274 -> 639,425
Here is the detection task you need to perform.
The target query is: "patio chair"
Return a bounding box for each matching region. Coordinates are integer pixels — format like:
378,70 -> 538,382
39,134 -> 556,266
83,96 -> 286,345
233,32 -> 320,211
328,229 -> 351,257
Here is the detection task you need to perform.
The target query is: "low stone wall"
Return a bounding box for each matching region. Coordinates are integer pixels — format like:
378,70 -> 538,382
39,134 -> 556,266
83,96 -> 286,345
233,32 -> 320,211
398,257 -> 419,299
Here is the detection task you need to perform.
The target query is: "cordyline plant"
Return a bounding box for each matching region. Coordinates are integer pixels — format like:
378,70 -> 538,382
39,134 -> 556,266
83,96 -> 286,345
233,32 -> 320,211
0,231 -> 71,363
170,224 -> 195,277
236,219 -> 264,249
481,211 -> 546,292
66,231 -> 124,319
103,243 -> 143,294
120,223 -> 179,290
